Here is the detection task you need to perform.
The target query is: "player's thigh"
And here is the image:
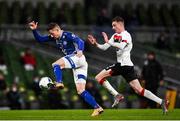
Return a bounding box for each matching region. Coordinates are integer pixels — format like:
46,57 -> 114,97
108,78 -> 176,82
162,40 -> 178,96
76,55 -> 87,67
95,69 -> 111,81
62,54 -> 87,69
61,55 -> 77,69
52,58 -> 65,69
129,79 -> 143,92
96,63 -> 121,81
73,65 -> 87,84
73,67 -> 87,94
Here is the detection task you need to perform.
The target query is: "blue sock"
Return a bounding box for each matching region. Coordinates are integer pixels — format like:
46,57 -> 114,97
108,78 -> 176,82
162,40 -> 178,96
80,90 -> 100,109
53,64 -> 62,83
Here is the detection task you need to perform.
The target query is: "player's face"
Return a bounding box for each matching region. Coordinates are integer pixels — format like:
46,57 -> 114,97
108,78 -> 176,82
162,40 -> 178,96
147,54 -> 155,60
112,21 -> 123,33
49,27 -> 61,39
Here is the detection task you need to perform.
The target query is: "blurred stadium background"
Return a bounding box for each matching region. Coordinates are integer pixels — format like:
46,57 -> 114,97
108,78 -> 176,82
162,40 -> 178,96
0,0 -> 180,111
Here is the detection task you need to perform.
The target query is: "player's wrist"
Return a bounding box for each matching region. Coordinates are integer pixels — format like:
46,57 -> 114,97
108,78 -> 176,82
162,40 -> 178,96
32,29 -> 37,31
107,41 -> 113,45
92,38 -> 98,47
96,43 -> 101,48
94,41 -> 98,47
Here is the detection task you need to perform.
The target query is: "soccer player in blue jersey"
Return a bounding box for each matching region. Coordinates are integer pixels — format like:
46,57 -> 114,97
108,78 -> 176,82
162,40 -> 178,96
28,21 -> 103,116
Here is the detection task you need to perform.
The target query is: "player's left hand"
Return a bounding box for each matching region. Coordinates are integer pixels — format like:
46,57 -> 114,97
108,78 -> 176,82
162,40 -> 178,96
76,51 -> 83,58
102,32 -> 109,43
29,21 -> 38,30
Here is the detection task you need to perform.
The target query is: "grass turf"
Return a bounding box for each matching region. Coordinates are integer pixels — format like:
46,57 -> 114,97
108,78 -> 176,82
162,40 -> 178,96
0,109 -> 180,120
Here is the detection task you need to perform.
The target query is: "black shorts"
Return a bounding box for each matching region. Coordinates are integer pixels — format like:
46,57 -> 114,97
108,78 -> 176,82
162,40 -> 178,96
105,63 -> 137,83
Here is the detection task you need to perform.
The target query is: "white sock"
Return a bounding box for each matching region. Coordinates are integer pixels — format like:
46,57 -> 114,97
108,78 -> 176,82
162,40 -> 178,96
144,89 -> 162,105
102,80 -> 118,96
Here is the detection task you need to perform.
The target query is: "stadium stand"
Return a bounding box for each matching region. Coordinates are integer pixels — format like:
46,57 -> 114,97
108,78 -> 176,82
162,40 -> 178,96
11,1 -> 22,24
111,3 -> 123,18
171,4 -> 180,27
47,2 -> 59,23
159,4 -> 174,27
35,1 -> 47,25
136,3 -> 148,26
22,2 -> 34,24
72,2 -> 85,25
0,1 -> 9,25
0,0 -> 179,27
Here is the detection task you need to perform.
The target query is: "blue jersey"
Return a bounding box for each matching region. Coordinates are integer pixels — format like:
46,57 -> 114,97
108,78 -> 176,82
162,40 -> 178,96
32,30 -> 84,55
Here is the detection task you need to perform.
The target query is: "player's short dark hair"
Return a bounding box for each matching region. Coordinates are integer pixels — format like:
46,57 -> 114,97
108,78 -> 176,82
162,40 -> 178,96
112,16 -> 124,23
47,23 -> 60,31
147,51 -> 155,56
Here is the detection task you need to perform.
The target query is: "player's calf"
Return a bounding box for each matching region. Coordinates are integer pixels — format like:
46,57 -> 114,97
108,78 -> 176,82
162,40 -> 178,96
52,64 -> 64,88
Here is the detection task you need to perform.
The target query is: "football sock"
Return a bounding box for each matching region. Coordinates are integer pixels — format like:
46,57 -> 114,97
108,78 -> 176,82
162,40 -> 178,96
80,90 -> 100,109
53,64 -> 62,83
143,89 -> 162,104
102,80 -> 118,96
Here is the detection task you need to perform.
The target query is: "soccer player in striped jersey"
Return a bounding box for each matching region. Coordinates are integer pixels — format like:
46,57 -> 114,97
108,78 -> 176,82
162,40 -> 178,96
87,16 -> 169,114
29,21 -> 103,116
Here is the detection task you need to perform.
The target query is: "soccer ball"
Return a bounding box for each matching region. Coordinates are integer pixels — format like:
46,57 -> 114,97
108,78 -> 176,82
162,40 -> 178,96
39,77 -> 53,89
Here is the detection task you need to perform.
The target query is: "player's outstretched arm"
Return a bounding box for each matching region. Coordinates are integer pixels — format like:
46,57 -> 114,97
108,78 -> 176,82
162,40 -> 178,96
107,38 -> 127,50
103,32 -> 127,50
87,34 -> 110,51
28,21 -> 49,42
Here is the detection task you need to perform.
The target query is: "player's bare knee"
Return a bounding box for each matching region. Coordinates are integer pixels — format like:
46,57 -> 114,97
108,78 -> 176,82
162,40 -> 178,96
95,76 -> 105,84
52,62 -> 63,69
95,75 -> 100,82
77,89 -> 85,95
52,62 -> 57,67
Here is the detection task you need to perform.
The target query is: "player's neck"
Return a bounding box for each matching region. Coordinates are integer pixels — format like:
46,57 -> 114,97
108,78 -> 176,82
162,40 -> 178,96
59,30 -> 64,39
117,30 -> 125,34
121,28 -> 125,32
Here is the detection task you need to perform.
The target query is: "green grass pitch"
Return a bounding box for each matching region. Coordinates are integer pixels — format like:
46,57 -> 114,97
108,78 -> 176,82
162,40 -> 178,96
0,109 -> 180,120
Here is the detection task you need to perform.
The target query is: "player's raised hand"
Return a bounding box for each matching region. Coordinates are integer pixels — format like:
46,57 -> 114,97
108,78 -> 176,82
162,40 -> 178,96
87,35 -> 97,45
29,21 -> 38,30
102,32 -> 109,43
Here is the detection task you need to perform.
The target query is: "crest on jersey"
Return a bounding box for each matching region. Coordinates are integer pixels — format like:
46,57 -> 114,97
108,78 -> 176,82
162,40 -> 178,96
63,41 -> 67,45
71,34 -> 76,38
113,34 -> 122,42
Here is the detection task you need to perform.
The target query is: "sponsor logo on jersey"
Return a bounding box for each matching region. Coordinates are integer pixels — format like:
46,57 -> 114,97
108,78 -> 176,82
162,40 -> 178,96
114,34 -> 122,42
72,34 -> 76,38
63,41 -> 67,45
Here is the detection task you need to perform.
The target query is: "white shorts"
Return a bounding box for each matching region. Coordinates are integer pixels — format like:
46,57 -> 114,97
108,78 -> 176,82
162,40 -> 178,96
62,54 -> 88,84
